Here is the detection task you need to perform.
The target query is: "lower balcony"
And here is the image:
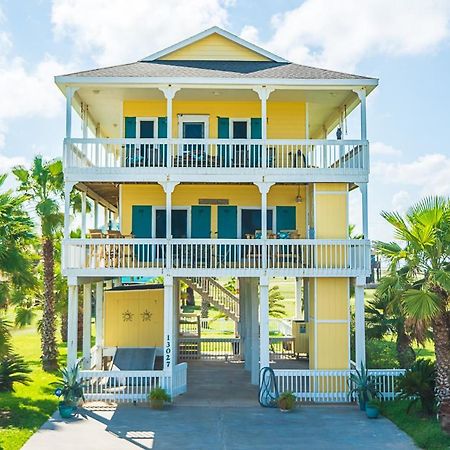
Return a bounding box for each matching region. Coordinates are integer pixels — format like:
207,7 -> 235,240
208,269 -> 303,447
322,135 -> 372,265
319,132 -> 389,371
63,238 -> 370,278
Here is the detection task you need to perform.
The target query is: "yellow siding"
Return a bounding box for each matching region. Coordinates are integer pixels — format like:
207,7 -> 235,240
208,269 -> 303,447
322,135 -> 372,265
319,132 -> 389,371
120,184 -> 307,237
123,100 -> 306,139
315,183 -> 348,239
310,278 -> 349,370
104,289 -> 164,348
159,33 -> 270,61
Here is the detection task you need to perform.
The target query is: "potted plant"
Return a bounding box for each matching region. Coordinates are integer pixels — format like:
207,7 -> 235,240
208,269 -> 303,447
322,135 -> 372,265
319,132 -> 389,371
53,361 -> 85,419
348,362 -> 381,411
277,391 -> 296,412
365,398 -> 380,419
149,387 -> 171,410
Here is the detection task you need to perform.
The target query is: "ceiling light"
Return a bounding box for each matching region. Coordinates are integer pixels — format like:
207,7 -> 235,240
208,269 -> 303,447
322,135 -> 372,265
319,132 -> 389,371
93,89 -> 100,94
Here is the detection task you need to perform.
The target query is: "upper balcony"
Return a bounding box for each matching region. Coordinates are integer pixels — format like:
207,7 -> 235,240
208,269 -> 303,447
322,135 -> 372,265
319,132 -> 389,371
64,137 -> 368,184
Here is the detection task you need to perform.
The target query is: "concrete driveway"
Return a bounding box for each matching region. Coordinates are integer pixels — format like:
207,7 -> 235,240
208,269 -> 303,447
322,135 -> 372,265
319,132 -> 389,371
22,402 -> 416,450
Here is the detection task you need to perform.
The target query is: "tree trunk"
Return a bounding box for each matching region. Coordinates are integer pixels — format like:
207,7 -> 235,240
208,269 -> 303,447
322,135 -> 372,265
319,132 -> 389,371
431,311 -> 450,433
60,311 -> 68,343
41,238 -> 58,371
396,324 -> 415,369
201,298 -> 209,318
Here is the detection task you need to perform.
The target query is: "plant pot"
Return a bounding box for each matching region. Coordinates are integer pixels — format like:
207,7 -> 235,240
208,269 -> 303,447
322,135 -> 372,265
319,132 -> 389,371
150,398 -> 165,410
365,405 -> 379,419
58,402 -> 77,419
278,400 -> 295,412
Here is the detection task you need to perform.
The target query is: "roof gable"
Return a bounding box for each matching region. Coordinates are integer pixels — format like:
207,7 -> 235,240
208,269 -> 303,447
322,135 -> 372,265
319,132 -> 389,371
142,26 -> 287,63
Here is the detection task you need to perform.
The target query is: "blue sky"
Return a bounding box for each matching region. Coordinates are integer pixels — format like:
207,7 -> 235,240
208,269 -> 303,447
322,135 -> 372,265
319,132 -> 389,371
0,0 -> 449,241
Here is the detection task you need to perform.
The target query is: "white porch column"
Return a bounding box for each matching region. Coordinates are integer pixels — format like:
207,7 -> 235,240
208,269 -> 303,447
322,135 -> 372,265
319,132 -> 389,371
259,276 -> 270,371
359,183 -> 369,239
95,281 -> 104,369
256,182 -> 273,270
354,88 -> 367,141
94,201 -> 99,229
64,183 -> 75,239
164,276 -> 174,376
355,280 -> 366,369
67,281 -> 78,368
82,283 -> 92,369
159,182 -> 178,270
253,86 -> 275,167
239,278 -> 251,371
104,207 -> 108,229
295,277 -> 303,319
159,86 -> 180,167
65,87 -> 77,139
250,278 -> 260,385
303,278 -> 310,321
81,191 -> 87,238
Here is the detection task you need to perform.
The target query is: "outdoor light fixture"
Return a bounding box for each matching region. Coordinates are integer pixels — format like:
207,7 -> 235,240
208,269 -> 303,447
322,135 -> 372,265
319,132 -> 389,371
295,186 -> 303,203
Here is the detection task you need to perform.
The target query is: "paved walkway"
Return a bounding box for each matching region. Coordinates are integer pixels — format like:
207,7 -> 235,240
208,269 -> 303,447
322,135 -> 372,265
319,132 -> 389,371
22,403 -> 416,450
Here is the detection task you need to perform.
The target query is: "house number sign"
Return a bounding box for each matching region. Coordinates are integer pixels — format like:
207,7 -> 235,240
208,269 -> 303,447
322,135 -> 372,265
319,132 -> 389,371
165,334 -> 171,368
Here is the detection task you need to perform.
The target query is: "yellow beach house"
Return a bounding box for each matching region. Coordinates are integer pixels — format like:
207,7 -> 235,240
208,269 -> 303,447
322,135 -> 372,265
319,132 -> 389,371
56,27 -> 399,402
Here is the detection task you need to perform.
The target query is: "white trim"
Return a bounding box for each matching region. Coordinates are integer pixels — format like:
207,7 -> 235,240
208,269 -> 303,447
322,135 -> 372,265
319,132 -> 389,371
316,319 -> 348,324
178,114 -> 210,139
229,118 -> 251,139
153,206 -> 191,238
314,277 -> 318,369
136,117 -> 158,138
315,191 -> 348,195
141,26 -> 288,63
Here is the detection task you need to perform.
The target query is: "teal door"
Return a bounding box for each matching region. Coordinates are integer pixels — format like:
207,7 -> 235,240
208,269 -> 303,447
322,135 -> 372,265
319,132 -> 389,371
250,118 -> 262,167
125,117 -> 136,167
276,206 -> 296,232
132,206 -> 152,261
218,206 -> 237,262
191,206 -> 211,238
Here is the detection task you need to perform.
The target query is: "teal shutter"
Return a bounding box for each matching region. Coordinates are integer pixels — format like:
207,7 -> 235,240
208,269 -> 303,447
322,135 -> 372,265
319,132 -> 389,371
125,117 -> 136,138
276,206 -> 296,232
250,118 -> 262,167
132,205 -> 152,261
191,206 -> 211,238
124,117 -> 136,167
158,117 -> 168,166
218,117 -> 230,167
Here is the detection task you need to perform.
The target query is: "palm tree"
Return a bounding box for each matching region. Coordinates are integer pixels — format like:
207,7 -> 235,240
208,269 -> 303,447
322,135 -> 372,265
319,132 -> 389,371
376,196 -> 450,431
13,157 -> 64,371
269,285 -> 286,318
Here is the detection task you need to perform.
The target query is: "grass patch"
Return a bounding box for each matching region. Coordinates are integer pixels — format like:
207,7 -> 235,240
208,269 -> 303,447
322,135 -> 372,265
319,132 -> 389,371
381,400 -> 450,450
0,314 -> 66,450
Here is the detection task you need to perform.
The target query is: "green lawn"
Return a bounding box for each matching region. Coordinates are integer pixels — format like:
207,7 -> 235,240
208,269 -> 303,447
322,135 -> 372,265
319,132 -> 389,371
0,314 -> 66,450
381,401 -> 450,450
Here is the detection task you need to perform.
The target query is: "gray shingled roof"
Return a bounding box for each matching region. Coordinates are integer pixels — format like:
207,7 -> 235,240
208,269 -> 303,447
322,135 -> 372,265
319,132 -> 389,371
60,60 -> 374,80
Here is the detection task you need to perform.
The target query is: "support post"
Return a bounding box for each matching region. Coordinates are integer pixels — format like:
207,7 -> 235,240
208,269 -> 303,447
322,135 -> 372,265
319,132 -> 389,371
164,276 -> 174,377
303,278 -> 309,321
239,278 -> 251,371
65,87 -> 76,139
354,88 -> 367,141
67,283 -> 78,369
160,182 -> 178,270
259,276 -> 270,371
295,277 -> 303,319
94,201 -> 99,229
64,183 -> 75,239
256,183 -> 273,270
81,191 -> 87,238
355,281 -> 366,369
250,278 -> 259,385
82,283 -> 91,369
159,86 -> 180,167
253,86 -> 274,167
95,281 -> 104,369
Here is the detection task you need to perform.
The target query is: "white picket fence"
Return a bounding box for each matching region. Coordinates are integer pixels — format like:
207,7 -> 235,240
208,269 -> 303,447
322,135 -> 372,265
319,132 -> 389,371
79,363 -> 187,403
273,369 -> 405,403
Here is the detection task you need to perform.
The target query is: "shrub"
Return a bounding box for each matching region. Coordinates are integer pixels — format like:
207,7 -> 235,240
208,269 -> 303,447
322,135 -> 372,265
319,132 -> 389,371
396,359 -> 436,415
277,391 -> 296,410
0,353 -> 31,392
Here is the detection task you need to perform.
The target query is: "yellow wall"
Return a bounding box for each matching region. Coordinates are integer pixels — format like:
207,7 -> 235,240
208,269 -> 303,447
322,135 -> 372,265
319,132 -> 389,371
104,288 -> 164,348
123,100 -> 306,139
309,278 -> 349,370
159,33 -> 270,61
120,184 -> 307,237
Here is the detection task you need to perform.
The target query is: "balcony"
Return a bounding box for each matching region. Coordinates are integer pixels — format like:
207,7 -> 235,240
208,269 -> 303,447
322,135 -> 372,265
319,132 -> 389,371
64,138 -> 369,183
63,238 -> 370,277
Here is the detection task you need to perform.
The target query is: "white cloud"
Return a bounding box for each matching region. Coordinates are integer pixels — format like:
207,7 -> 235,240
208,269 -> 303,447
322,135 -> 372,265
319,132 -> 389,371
250,0 -> 450,72
391,190 -> 411,213
51,0 -> 234,66
372,153 -> 450,196
371,142 -> 402,158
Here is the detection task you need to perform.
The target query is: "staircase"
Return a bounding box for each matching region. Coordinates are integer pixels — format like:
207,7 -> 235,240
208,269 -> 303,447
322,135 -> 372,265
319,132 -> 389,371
182,277 -> 240,322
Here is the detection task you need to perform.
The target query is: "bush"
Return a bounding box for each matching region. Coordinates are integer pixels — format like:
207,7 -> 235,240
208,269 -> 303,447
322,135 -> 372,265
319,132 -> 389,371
396,359 -> 436,415
366,339 -> 400,369
0,353 -> 31,392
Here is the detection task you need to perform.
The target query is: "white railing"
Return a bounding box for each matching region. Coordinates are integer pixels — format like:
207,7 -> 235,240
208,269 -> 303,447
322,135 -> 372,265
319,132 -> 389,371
64,238 -> 370,276
273,369 -> 405,403
269,337 -> 295,359
64,138 -> 368,172
270,318 -> 293,337
179,337 -> 241,361
188,277 -> 240,320
79,363 -> 187,402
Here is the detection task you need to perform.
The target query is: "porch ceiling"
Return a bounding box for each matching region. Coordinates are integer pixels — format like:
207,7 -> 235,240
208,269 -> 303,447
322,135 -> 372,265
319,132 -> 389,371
75,86 -> 359,140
